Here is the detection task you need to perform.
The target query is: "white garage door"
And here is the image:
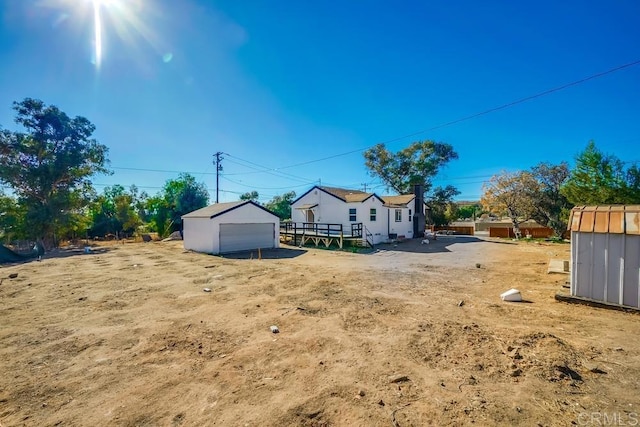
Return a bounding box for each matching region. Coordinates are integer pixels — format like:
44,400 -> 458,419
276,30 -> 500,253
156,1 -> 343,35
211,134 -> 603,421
219,223 -> 275,253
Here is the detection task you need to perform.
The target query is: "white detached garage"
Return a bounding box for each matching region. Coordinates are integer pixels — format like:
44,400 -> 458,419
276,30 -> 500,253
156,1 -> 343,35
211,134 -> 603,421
182,201 -> 280,254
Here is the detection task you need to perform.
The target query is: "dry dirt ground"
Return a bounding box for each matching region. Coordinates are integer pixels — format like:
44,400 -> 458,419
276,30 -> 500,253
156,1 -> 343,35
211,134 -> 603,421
1,236 -> 639,426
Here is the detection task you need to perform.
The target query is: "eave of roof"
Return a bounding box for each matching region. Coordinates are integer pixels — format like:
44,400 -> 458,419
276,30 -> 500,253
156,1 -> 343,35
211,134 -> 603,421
181,200 -> 279,220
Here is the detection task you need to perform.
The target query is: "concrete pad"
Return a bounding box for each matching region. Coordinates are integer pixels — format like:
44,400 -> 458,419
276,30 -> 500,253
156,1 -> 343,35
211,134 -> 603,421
548,259 -> 570,274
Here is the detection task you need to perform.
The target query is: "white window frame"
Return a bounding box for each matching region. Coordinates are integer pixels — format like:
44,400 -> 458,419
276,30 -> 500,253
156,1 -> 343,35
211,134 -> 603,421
370,208 -> 376,222
395,209 -> 402,222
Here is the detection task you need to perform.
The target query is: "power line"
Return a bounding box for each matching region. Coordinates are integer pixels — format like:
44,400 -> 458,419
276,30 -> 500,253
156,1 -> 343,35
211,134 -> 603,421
267,59 -> 640,171
223,157 -> 311,183
107,163 -> 384,193
224,154 -> 317,184
225,154 -> 379,189
102,160 -> 372,193
94,183 -> 164,189
221,176 -> 314,190
109,132 -> 640,181
111,166 -> 215,175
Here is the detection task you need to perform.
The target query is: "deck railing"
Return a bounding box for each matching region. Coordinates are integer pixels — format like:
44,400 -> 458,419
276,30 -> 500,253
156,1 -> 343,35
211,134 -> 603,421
363,225 -> 374,248
280,222 -> 363,238
280,222 -> 368,249
350,223 -> 363,237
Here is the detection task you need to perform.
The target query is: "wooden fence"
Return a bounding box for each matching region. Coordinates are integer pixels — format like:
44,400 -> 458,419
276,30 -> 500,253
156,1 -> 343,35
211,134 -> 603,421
489,227 -> 555,238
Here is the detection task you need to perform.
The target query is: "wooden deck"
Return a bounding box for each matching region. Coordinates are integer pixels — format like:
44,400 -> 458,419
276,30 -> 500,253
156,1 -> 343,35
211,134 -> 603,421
280,222 -> 371,249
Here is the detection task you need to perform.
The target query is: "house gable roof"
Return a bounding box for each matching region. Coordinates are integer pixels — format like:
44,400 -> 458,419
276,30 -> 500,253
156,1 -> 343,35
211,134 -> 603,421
320,186 -> 371,202
181,200 -> 279,220
291,185 -> 428,209
292,185 -> 386,205
382,194 -> 416,208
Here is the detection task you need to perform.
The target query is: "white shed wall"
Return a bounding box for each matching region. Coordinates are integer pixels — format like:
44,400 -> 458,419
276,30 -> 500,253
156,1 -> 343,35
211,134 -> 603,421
184,204 -> 279,254
183,217 -> 216,253
571,231 -> 640,308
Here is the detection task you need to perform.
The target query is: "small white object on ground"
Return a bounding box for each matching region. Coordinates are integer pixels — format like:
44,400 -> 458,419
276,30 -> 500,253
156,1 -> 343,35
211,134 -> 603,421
270,325 -> 279,334
500,288 -> 522,302
203,288 -> 212,292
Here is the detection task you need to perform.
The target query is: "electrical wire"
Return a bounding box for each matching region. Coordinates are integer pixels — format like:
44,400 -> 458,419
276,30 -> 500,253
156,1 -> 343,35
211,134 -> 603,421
269,59 -> 640,171
111,166 -> 215,175
221,175 -> 315,190
101,60 -> 640,198
223,154 -> 317,183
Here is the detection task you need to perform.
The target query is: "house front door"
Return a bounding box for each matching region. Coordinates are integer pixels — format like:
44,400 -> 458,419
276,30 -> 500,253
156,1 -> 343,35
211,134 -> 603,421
305,210 -> 315,229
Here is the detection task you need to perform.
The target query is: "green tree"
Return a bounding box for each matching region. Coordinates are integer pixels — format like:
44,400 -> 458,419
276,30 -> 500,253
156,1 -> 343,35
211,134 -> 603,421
364,140 -> 458,194
561,141 -> 628,205
481,171 -> 539,238
428,185 -> 460,226
163,174 -> 209,228
240,191 -> 259,201
265,191 -> 296,220
146,174 -> 209,236
456,203 -> 482,220
129,185 -> 150,224
0,191 -> 25,242
145,195 -> 171,237
530,162 -> 572,238
623,164 -> 640,203
0,98 -> 109,246
88,185 -> 141,237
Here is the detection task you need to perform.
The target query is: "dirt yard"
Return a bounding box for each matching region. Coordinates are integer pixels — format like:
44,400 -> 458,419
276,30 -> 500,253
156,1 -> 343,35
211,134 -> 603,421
1,236 -> 639,426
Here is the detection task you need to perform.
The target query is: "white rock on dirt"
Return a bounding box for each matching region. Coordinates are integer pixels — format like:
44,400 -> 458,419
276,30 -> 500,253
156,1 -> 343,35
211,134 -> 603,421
500,289 -> 522,302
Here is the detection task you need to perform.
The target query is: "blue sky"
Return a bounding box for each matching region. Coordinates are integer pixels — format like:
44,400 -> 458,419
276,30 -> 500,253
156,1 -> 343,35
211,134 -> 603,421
1,0 -> 639,203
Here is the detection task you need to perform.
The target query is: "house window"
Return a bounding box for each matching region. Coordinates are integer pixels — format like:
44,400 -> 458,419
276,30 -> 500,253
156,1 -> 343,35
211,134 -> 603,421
409,209 -> 412,222
370,208 -> 376,221
395,209 -> 402,222
349,208 -> 357,222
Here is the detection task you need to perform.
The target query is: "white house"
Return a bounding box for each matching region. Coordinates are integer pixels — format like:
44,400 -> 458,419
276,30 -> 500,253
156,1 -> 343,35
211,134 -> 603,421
290,186 -> 428,245
182,200 -> 280,254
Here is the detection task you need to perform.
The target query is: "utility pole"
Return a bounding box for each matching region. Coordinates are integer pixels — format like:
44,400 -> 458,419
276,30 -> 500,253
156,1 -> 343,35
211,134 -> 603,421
362,183 -> 368,192
213,152 -> 223,203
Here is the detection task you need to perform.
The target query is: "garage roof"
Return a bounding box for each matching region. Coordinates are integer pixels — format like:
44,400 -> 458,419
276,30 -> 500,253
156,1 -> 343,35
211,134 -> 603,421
182,200 -> 279,220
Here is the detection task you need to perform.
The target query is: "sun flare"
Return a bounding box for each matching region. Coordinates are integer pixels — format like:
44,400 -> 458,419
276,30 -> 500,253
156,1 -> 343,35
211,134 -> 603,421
91,0 -> 104,68
38,0 -> 163,69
